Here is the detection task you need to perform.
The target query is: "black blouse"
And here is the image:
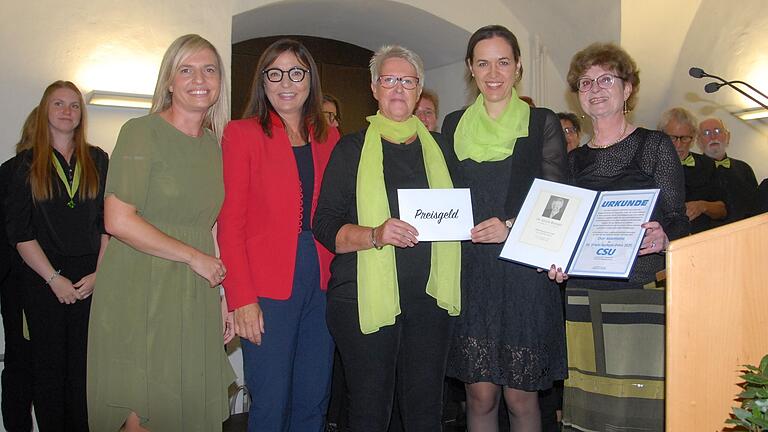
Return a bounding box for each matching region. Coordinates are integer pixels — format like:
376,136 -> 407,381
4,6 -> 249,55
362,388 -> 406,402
569,128 -> 689,284
5,146 -> 109,257
293,144 -> 314,232
313,130 -> 459,301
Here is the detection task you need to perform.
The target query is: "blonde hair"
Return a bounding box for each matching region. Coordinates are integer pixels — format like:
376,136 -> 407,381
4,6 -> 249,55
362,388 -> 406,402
151,34 -> 230,141
658,107 -> 698,135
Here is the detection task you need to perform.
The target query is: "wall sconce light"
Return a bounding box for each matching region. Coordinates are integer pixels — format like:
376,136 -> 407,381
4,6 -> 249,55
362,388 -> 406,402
734,107 -> 768,121
87,90 -> 153,109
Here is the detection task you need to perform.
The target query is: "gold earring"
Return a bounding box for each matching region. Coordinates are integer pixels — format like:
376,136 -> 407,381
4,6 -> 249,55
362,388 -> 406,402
623,100 -> 628,114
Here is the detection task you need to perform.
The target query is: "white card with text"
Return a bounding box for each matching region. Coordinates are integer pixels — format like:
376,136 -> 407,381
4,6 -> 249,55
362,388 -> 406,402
397,188 -> 473,241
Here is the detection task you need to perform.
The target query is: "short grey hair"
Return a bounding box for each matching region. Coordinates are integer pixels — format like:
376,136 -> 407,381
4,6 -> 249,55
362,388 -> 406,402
369,45 -> 425,89
658,107 -> 698,135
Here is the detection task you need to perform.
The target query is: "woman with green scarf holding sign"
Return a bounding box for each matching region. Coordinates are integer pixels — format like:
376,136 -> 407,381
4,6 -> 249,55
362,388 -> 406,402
314,45 -> 460,431
442,25 -> 568,431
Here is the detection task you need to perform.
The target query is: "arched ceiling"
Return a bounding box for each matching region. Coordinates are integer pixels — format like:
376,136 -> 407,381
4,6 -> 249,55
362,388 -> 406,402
232,0 -> 471,70
498,0 -> 620,75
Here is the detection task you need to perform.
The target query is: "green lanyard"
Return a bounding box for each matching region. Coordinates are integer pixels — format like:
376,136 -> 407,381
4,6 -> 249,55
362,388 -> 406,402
51,154 -> 81,208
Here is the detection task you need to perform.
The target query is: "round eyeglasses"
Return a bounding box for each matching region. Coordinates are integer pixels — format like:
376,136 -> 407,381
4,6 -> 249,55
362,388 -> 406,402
700,127 -> 725,137
577,74 -> 626,92
666,134 -> 693,144
378,75 -> 420,90
263,67 -> 309,83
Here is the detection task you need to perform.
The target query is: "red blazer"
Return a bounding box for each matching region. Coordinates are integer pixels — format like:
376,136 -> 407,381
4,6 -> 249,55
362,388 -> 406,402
217,113 -> 339,310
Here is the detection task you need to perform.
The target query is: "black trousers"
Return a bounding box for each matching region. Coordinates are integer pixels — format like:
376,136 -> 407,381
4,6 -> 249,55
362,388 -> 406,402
327,296 -> 453,432
21,253 -> 96,432
1,262 -> 34,432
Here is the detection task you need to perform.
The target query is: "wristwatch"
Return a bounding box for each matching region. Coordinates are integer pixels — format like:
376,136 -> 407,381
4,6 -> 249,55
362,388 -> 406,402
504,218 -> 514,229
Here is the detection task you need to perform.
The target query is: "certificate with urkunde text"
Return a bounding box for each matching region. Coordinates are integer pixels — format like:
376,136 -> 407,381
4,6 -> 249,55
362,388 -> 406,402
397,188 -> 473,241
499,179 -> 659,278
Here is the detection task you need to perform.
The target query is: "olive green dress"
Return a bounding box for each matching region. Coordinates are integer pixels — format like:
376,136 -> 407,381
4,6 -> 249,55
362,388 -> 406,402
87,114 -> 235,431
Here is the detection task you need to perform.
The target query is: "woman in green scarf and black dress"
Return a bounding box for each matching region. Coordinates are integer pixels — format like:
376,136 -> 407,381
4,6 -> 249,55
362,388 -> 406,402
442,25 -> 568,431
313,45 -> 461,431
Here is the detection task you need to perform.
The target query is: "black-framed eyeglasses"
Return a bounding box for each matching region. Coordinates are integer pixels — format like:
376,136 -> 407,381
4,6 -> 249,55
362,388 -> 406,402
563,127 -> 578,135
323,111 -> 338,123
263,67 -> 309,83
700,127 -> 726,137
666,134 -> 694,144
577,74 -> 626,92
377,75 -> 420,90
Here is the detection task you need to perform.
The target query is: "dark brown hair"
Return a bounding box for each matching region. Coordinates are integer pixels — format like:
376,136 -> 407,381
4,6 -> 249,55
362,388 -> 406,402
465,25 -> 523,85
557,112 -> 581,133
567,42 -> 640,111
29,81 -> 100,202
242,39 -> 327,142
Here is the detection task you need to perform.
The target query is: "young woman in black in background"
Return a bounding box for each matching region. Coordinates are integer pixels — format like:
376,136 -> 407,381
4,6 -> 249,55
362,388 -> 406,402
5,81 -> 108,431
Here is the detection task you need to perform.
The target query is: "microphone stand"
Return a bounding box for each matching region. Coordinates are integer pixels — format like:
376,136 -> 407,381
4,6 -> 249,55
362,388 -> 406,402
706,82 -> 768,111
689,67 -> 768,111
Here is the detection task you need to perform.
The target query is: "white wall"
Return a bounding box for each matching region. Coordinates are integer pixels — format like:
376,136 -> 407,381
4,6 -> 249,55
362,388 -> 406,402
664,0 -> 768,180
0,1 -> 235,429
0,1 -> 234,159
622,0 -> 768,180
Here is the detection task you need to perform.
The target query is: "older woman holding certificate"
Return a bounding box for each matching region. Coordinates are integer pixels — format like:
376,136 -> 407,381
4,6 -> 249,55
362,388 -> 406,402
560,43 -> 689,432
313,44 -> 460,431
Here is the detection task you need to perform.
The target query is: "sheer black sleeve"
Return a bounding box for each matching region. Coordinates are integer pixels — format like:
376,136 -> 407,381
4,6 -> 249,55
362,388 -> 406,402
539,109 -> 569,184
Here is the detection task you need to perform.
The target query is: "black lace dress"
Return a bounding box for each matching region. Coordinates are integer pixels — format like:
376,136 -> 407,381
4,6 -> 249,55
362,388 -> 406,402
442,107 -> 569,391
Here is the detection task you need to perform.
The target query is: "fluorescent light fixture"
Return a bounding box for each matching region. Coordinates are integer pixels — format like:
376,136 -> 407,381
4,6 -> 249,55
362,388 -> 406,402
734,107 -> 768,121
87,90 -> 152,109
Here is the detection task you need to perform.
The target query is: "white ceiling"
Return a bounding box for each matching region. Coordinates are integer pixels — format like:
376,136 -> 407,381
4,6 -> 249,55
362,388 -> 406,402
232,0 -> 472,69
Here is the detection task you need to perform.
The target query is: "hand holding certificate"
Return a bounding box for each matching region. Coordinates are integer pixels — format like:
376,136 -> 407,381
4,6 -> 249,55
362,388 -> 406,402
499,179 -> 659,279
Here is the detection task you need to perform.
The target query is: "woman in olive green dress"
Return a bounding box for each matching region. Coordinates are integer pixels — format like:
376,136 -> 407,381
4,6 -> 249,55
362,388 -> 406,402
87,34 -> 235,431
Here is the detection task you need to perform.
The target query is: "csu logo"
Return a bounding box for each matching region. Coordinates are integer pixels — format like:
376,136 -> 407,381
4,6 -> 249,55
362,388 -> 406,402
596,248 -> 616,256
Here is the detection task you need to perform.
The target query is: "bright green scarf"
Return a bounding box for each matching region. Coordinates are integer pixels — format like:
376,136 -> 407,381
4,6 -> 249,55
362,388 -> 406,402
454,89 -> 530,162
356,112 -> 461,334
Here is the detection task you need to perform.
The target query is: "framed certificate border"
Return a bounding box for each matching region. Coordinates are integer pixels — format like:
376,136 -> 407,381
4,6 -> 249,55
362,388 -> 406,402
499,179 -> 660,279
568,189 -> 659,278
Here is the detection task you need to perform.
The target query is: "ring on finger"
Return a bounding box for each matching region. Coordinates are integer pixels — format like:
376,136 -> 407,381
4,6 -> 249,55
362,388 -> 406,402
651,241 -> 656,248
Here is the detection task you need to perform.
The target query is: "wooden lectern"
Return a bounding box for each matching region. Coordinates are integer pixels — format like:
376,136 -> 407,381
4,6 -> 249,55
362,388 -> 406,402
666,213 -> 768,431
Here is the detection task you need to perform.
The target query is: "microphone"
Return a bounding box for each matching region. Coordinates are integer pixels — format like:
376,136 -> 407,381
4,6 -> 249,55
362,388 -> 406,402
689,66 -> 768,111
689,67 -> 706,79
704,82 -> 724,93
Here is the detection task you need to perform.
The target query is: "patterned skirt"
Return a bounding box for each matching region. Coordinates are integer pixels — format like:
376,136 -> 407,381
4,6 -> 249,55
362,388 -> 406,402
562,280 -> 665,431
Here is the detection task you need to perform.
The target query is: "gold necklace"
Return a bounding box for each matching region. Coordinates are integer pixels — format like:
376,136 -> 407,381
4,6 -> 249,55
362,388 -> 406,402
589,121 -> 628,149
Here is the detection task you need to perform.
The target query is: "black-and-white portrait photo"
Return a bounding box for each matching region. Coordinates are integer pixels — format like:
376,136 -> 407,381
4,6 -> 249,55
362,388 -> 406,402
542,195 -> 569,220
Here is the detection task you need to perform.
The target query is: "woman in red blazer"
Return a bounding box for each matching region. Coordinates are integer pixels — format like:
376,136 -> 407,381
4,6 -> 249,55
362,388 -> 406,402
217,39 -> 339,431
